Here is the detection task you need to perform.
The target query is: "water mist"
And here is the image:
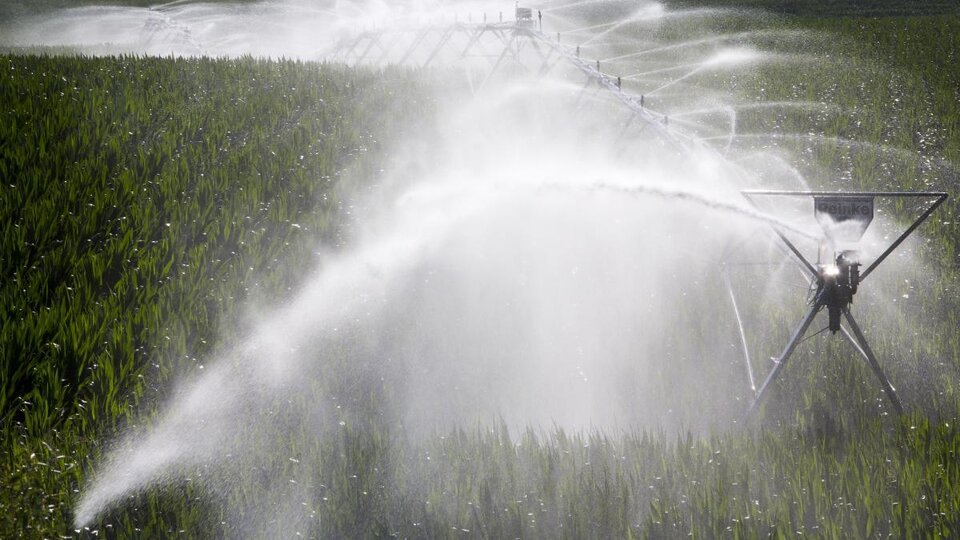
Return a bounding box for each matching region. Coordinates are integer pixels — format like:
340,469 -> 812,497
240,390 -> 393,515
2,0 -> 950,536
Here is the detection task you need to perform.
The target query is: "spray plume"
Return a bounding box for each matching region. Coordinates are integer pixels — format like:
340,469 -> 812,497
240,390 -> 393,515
2,0 -> 948,535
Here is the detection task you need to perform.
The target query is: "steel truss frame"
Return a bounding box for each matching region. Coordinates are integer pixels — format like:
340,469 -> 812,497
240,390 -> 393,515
325,21 -> 682,149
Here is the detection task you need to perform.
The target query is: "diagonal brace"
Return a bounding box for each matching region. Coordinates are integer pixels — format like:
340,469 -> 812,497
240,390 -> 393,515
741,191 -> 819,279
744,302 -> 821,419
860,193 -> 948,281
840,311 -> 904,414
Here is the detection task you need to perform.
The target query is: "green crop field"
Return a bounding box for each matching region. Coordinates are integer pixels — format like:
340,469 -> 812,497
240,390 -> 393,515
674,0 -> 960,17
3,2 -> 960,539
0,54 -> 434,536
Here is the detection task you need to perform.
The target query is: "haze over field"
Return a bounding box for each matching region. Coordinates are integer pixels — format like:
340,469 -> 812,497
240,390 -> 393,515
2,1 -> 956,536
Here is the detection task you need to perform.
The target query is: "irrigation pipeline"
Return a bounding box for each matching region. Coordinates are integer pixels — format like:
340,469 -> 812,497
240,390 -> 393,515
327,16 -> 947,421
325,20 -> 704,156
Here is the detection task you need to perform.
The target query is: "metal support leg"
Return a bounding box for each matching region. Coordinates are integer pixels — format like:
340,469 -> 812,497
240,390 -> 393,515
459,27 -> 485,57
398,30 -> 430,64
478,33 -> 517,89
725,272 -> 756,392
490,28 -> 520,63
745,303 -> 821,418
479,47 -> 510,87
422,27 -> 456,67
375,33 -> 405,64
338,34 -> 365,62
532,44 -> 556,76
355,35 -> 380,63
841,310 -> 904,414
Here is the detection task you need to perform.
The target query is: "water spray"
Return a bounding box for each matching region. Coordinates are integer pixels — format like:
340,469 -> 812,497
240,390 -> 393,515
729,190 -> 948,418
10,0 -> 952,533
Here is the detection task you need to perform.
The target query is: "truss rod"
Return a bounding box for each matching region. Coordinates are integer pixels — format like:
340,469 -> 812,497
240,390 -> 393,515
744,303 -> 820,419
724,271 -> 756,393
860,193 -> 947,281
841,311 -> 904,414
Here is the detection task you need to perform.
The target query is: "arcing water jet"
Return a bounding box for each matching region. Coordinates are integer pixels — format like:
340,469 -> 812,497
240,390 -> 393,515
3,0 -> 948,535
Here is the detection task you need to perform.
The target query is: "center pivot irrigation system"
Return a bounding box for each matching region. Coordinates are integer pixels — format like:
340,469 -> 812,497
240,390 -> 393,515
327,5 -> 687,149
728,191 -> 948,419
327,7 -> 950,419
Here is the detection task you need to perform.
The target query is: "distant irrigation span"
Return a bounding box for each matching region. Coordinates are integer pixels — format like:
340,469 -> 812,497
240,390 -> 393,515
324,10 -> 698,153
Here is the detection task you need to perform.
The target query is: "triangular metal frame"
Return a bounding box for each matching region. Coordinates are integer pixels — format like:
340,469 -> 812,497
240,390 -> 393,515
727,190 -> 948,420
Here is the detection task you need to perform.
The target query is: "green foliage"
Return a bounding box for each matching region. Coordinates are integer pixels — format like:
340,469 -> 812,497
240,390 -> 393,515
0,53 -> 430,536
672,0 -> 960,17
3,7 -> 960,540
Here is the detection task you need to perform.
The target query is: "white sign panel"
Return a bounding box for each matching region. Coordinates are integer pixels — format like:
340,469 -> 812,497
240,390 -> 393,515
814,196 -> 874,241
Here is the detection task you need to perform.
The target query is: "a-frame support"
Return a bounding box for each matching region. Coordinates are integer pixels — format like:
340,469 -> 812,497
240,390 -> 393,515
732,190 -> 947,420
